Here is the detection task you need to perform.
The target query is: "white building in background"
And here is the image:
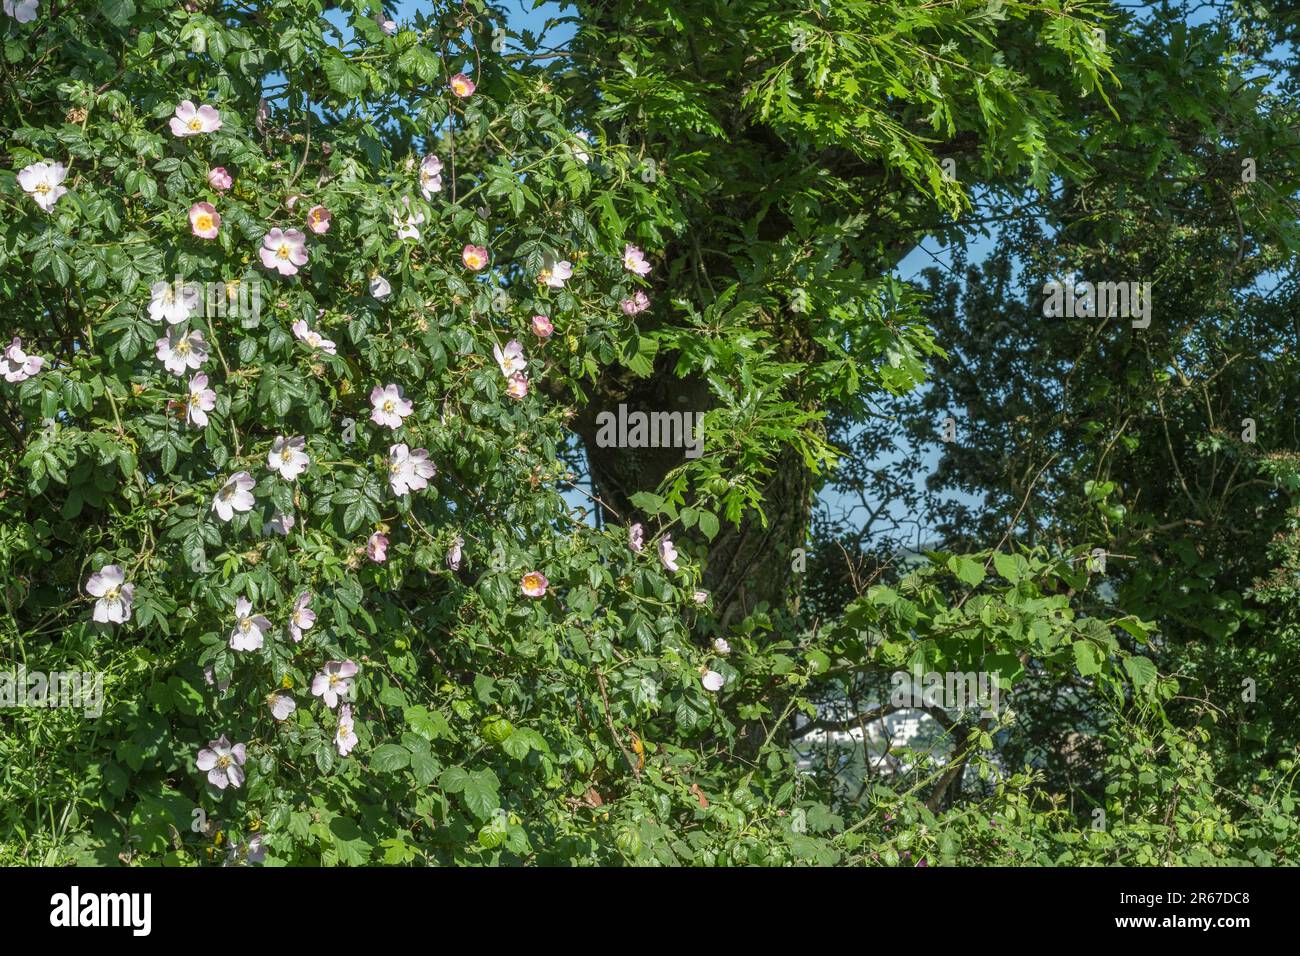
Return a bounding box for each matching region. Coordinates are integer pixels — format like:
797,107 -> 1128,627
792,706 -> 1007,783
793,708 -> 935,774
794,710 -> 926,748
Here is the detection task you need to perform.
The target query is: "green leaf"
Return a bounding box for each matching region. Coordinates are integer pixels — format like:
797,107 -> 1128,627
500,729 -> 532,760
992,551 -> 1028,583
622,335 -> 659,377
405,704 -> 452,741
947,555 -> 986,587
1123,655 -> 1157,688
102,0 -> 136,29
629,491 -> 665,514
328,817 -> 373,865
438,765 -> 470,793
462,770 -> 501,820
408,749 -> 439,786
371,743 -> 411,773
1116,616 -> 1154,643
323,55 -> 366,97
1073,640 -> 1104,677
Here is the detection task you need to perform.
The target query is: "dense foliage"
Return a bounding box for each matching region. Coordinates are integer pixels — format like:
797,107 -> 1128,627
0,0 -> 1295,866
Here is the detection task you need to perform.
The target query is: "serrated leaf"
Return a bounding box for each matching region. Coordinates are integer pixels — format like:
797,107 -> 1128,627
371,743 -> 410,772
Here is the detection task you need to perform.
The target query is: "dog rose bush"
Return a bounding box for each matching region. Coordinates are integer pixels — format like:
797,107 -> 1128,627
0,0 -> 824,865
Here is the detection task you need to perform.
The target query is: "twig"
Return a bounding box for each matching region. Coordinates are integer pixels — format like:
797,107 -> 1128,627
595,669 -> 641,780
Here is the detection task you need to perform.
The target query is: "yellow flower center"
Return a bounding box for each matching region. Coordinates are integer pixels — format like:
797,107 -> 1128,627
280,448 -> 293,462
216,754 -> 231,768
277,244 -> 290,259
195,213 -> 213,231
35,182 -> 51,195
105,586 -> 120,602
175,339 -> 191,355
188,117 -> 204,131
383,400 -> 395,413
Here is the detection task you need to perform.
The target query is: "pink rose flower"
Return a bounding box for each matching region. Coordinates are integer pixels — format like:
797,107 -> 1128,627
312,660 -> 359,709
336,704 -> 359,756
17,161 -> 67,212
228,596 -> 271,652
288,591 -> 316,642
208,167 -> 233,191
196,735 -> 247,789
623,243 -> 652,277
186,372 -> 216,428
449,73 -> 476,98
85,564 -> 133,625
462,244 -> 489,271
539,260 -> 573,289
620,291 -> 650,315
3,0 -> 39,24
189,201 -> 220,239
493,339 -> 526,377
306,204 -> 332,235
521,571 -> 548,598
369,383 -> 414,430
387,443 -> 436,496
658,534 -> 679,572
531,314 -> 554,339
211,471 -> 255,522
2,336 -> 43,383
270,693 -> 296,721
170,100 -> 222,137
260,227 -> 308,276
419,155 -> 443,199
291,319 -> 337,355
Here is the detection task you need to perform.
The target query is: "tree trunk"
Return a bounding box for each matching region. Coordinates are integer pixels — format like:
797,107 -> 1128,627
572,354 -> 814,758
